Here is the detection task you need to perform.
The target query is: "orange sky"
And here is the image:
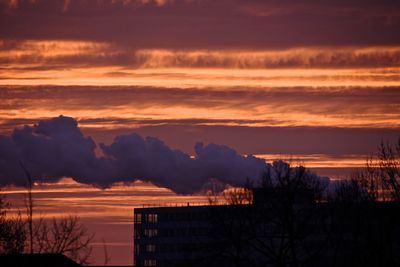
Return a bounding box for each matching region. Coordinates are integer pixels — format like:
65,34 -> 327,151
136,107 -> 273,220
1,179 -> 209,265
1,1 -> 400,265
1,41 -> 399,131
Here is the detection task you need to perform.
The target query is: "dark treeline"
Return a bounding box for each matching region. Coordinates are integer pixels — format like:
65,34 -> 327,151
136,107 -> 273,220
204,138 -> 400,267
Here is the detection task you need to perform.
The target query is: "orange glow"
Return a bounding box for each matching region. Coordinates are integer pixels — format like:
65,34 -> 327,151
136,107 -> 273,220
1,40 -> 400,87
1,66 -> 400,87
2,178 -> 209,219
256,154 -> 368,168
0,178 -> 210,265
1,84 -> 399,130
1,41 -> 399,130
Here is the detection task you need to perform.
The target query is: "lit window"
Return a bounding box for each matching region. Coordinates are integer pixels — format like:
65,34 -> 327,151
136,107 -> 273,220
135,213 -> 142,224
146,213 -> 158,223
144,229 -> 158,237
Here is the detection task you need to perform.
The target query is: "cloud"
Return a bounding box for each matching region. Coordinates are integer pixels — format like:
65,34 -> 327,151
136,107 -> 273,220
98,133 -> 200,193
194,142 -> 267,186
134,48 -> 400,69
1,85 -> 399,133
2,40 -> 400,69
1,1 -> 400,49
6,116 -> 99,186
0,116 -> 272,194
1,0 -> 177,10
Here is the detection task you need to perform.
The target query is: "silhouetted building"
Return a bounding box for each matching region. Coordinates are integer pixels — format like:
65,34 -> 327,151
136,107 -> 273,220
134,205 -> 229,267
134,191 -> 400,267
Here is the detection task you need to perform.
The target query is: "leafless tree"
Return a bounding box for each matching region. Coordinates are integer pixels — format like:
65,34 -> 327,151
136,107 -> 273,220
222,187 -> 253,205
354,138 -> 400,201
33,216 -> 94,264
206,205 -> 254,267
249,163 -> 326,267
329,178 -> 371,203
18,162 -> 94,264
0,192 -> 26,254
222,178 -> 254,205
206,162 -> 327,267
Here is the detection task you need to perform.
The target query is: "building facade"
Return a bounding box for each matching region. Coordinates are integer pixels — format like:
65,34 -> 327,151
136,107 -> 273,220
134,205 -> 227,267
134,191 -> 400,267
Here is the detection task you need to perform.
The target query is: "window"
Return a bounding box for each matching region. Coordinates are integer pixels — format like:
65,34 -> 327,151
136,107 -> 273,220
144,259 -> 156,266
146,244 -> 156,253
134,213 -> 142,224
146,213 -> 158,223
144,229 -> 158,237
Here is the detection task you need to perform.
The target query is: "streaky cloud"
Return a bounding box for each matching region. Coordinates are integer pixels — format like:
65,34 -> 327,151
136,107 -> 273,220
2,40 -> 400,69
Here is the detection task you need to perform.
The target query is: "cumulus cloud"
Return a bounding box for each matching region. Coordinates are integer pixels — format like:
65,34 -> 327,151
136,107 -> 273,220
0,116 -> 272,194
2,116 -> 99,186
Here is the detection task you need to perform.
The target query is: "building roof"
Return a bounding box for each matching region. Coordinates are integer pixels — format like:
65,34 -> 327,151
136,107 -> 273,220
0,253 -> 81,267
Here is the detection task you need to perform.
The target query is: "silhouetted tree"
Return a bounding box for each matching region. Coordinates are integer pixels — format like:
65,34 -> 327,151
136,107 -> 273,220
354,138 -> 400,201
204,179 -> 254,267
207,161 -> 327,267
249,162 -> 327,267
33,216 -> 94,265
325,145 -> 400,267
329,179 -> 371,203
0,193 -> 26,254
18,163 -> 94,264
222,178 -> 254,205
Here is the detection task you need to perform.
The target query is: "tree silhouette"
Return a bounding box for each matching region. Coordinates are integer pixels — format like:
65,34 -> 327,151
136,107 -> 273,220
0,162 -> 95,264
354,138 -> 400,201
33,216 -> 94,264
0,193 -> 26,254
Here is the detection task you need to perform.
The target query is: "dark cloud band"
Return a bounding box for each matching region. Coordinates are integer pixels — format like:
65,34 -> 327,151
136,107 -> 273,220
1,1 -> 400,48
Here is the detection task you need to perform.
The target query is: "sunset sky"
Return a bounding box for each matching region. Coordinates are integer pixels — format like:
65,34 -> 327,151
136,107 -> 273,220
1,0 -> 400,265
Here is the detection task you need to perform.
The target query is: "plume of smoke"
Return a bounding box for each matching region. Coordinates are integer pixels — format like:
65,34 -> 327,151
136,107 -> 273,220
0,116 -> 330,194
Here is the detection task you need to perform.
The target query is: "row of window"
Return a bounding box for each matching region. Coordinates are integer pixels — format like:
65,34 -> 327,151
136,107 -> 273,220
135,211 -> 211,224
135,243 -> 207,254
143,259 -> 156,266
135,227 -> 208,239
135,213 -> 159,224
135,259 -> 201,267
135,244 -> 157,254
160,212 -> 209,221
135,228 -> 158,239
